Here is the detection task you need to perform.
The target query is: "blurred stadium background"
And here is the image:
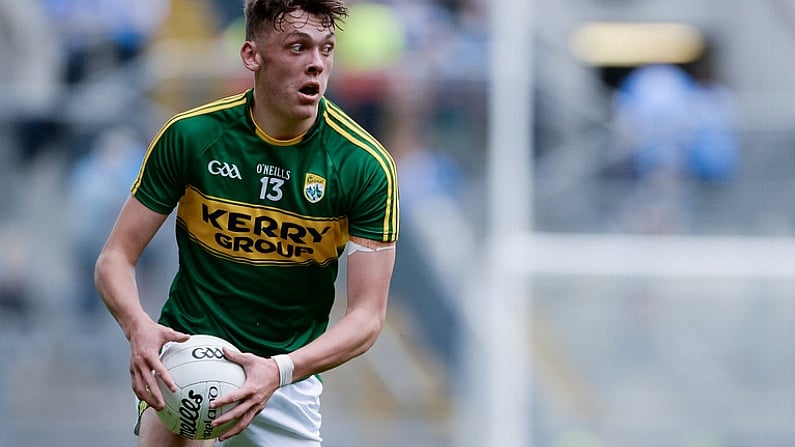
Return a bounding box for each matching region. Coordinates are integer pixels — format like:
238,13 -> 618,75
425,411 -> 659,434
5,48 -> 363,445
0,0 -> 793,446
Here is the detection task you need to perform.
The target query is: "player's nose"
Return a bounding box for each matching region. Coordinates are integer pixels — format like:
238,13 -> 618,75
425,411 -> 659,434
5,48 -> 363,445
307,50 -> 325,74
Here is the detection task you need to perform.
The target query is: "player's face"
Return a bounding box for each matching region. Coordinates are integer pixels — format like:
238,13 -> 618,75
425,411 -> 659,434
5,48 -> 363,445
245,10 -> 335,131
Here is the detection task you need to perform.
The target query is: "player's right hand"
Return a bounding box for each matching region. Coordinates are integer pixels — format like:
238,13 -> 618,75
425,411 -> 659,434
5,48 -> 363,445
126,319 -> 190,410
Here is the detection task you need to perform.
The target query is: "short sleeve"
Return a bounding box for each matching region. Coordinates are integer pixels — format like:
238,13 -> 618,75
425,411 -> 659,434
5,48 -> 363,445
345,150 -> 399,243
131,120 -> 193,214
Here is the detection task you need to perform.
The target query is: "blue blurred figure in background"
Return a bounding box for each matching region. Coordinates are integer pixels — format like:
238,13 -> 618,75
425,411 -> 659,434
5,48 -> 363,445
613,63 -> 739,183
611,63 -> 740,232
66,127 -> 144,324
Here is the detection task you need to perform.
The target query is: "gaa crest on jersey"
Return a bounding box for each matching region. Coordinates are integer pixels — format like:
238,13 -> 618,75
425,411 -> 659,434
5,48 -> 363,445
207,160 -> 242,180
303,173 -> 326,203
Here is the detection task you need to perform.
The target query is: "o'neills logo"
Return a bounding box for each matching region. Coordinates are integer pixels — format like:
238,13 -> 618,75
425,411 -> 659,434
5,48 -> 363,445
202,386 -> 221,438
177,186 -> 348,265
178,389 -> 203,438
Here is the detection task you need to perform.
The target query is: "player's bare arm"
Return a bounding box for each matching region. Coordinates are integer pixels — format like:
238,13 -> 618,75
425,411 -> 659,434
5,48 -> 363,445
95,196 -> 190,409
290,236 -> 396,376
210,236 -> 396,440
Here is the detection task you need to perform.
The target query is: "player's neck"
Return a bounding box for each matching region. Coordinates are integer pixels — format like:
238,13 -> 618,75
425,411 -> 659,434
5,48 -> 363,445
250,92 -> 317,141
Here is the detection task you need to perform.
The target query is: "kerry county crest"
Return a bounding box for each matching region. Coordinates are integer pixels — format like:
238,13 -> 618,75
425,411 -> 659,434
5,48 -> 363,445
304,173 -> 326,203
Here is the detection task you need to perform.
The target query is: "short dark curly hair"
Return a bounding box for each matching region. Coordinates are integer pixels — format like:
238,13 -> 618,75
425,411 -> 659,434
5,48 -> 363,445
244,0 -> 349,40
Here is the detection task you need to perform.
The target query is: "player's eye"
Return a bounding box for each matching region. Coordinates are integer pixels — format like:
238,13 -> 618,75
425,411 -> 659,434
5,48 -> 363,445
290,43 -> 304,52
322,44 -> 334,55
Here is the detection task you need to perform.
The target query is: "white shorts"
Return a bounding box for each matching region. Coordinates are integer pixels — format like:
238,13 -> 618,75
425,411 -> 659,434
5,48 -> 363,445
216,375 -> 323,447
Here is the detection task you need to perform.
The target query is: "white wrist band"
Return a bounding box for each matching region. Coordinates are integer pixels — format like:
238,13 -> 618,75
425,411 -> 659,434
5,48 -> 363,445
272,354 -> 294,387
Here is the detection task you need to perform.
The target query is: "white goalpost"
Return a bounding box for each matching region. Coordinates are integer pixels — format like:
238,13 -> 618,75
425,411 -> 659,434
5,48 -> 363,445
457,0 -> 534,445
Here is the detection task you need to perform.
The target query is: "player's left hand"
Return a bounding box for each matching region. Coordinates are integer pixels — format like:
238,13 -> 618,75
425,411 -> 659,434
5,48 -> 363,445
210,348 -> 281,440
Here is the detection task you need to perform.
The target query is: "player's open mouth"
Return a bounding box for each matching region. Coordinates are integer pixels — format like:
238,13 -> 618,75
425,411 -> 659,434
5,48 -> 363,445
299,83 -> 320,97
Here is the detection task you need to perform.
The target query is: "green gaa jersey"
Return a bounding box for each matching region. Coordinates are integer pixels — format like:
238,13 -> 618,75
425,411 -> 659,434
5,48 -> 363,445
132,89 -> 399,357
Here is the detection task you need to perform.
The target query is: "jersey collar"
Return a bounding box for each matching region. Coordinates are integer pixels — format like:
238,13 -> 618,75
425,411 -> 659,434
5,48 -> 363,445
245,89 -> 326,147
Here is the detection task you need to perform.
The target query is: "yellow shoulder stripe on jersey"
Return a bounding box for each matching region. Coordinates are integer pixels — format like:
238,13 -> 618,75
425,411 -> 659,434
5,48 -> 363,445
323,102 -> 398,241
132,92 -> 249,194
324,104 -> 399,241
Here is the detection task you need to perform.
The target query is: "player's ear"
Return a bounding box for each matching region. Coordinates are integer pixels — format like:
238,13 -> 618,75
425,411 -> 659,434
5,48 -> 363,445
241,40 -> 261,71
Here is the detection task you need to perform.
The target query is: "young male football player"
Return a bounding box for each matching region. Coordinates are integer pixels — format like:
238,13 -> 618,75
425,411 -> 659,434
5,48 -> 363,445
95,1 -> 399,445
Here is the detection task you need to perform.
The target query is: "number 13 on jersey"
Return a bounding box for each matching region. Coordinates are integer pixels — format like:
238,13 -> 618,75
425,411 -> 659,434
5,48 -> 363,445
260,176 -> 284,202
